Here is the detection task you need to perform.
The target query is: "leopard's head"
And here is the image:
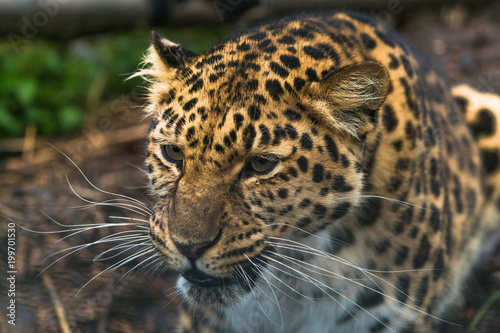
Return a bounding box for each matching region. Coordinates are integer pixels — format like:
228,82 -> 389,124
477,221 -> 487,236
139,30 -> 390,307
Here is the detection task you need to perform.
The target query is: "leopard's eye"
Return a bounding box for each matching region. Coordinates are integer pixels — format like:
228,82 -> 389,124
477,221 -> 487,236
248,156 -> 277,174
161,145 -> 184,163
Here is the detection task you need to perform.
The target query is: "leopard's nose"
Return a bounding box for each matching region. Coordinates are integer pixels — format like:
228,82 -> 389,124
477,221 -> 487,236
173,239 -> 213,260
170,228 -> 222,260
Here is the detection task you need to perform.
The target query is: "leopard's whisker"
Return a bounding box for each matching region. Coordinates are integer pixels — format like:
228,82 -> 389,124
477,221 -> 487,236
19,213 -> 144,237
264,249 -> 459,326
50,144 -> 153,212
43,230 -> 149,262
40,211 -> 144,229
115,248 -> 159,284
74,247 -> 156,298
245,255 -> 286,328
68,198 -> 152,215
267,235 -> 433,275
336,194 -> 429,211
258,254 -> 363,329
271,250 -> 393,299
57,224 -> 148,242
266,239 -> 413,302
256,256 -> 335,308
57,225 -> 148,244
233,263 -> 284,329
137,255 -> 165,277
261,253 -> 393,332
93,239 -> 151,261
108,215 -> 150,224
245,255 -> 285,308
65,177 -> 152,217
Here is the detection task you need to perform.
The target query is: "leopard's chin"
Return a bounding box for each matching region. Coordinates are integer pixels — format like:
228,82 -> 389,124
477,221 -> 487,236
176,266 -> 260,307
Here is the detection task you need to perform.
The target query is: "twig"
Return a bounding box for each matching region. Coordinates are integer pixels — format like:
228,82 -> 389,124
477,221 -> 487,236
41,273 -> 72,333
467,288 -> 500,332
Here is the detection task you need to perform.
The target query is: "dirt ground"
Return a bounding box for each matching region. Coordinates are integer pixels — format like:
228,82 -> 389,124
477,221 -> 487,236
1,5 -> 500,333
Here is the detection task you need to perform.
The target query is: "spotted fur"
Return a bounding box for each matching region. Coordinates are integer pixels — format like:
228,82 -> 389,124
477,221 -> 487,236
133,11 -> 500,332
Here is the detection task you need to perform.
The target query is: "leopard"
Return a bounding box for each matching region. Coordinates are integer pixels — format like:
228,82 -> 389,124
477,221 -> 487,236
133,11 -> 500,333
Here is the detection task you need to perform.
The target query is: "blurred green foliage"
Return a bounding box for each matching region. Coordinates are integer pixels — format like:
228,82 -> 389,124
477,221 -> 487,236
0,26 -> 227,138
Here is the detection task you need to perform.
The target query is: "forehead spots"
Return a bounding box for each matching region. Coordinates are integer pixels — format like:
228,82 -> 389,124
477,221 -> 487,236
300,133 -> 313,150
277,35 -> 295,45
291,27 -> 314,39
303,45 -> 326,60
209,73 -> 220,83
283,109 -> 301,122
214,144 -> 225,154
243,124 -> 256,151
237,42 -> 251,51
293,77 -> 306,91
265,79 -> 285,101
162,107 -> 173,120
247,79 -> 259,91
248,105 -> 261,120
272,126 -> 287,145
312,164 -> 324,183
258,39 -> 277,53
297,156 -> 308,173
303,43 -> 338,62
195,54 -> 223,69
188,78 -> 204,93
233,113 -> 244,130
324,135 -> 339,162
305,68 -> 320,82
183,98 -> 198,112
174,116 -> 186,136
285,125 -> 298,139
244,52 -> 258,61
161,89 -> 176,105
248,31 -> 267,41
270,61 -> 289,78
280,54 -> 300,69
259,125 -> 271,145
166,113 -> 179,129
186,127 -> 196,141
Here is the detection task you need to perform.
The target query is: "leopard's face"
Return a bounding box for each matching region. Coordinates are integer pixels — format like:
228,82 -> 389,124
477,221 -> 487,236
143,25 -> 390,306
146,78 -> 370,306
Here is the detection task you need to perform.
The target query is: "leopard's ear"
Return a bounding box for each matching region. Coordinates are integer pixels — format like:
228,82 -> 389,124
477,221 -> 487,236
150,31 -> 198,69
306,61 -> 391,137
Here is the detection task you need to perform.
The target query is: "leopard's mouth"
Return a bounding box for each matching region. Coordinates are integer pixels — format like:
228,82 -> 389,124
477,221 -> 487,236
182,264 -> 260,289
182,268 -> 245,288
177,260 -> 264,307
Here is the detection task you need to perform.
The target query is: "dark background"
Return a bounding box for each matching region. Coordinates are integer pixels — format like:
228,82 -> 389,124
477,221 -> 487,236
1,1 -> 500,332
